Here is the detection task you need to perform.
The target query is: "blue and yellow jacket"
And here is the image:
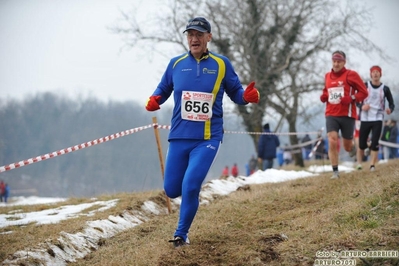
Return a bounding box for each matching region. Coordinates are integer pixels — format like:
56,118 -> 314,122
152,51 -> 248,141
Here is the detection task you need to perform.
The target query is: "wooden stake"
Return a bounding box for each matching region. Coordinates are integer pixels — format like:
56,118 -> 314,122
152,117 -> 172,214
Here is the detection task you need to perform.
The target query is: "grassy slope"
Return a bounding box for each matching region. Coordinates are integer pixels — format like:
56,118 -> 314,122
2,160 -> 399,266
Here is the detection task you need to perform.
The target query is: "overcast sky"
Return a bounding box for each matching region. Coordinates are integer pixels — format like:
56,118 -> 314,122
0,0 -> 398,105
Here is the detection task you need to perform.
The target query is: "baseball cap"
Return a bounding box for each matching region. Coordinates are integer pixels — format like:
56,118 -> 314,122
183,17 -> 211,33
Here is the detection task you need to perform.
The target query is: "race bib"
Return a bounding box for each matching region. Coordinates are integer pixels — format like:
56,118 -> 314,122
328,87 -> 344,104
181,91 -> 213,121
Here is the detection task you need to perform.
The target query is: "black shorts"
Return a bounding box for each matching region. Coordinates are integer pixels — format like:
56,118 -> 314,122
326,116 -> 355,139
358,120 -> 383,150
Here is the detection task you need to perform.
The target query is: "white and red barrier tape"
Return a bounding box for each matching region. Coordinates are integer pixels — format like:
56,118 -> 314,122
308,138 -> 323,158
11,123 -> 397,173
379,140 -> 399,148
0,124 -> 164,173
223,130 -> 321,135
0,124 -> 326,173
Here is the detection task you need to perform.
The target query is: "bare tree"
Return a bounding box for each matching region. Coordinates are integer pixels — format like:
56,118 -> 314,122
111,0 -> 388,166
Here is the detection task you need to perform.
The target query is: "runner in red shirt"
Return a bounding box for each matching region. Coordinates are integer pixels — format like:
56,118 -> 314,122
320,50 -> 368,179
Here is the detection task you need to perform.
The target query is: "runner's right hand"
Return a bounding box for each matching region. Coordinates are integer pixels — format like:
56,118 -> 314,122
320,94 -> 328,103
145,95 -> 161,111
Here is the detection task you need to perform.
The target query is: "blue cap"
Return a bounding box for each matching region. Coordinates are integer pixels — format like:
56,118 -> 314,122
183,17 -> 211,33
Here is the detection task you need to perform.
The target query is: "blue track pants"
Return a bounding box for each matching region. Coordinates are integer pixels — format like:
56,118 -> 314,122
164,139 -> 221,241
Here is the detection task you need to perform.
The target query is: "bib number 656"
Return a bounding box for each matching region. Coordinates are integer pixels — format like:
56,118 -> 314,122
185,101 -> 210,113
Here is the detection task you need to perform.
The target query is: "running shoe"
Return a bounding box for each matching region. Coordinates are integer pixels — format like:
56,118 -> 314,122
356,164 -> 362,170
349,144 -> 357,157
364,148 -> 370,157
169,236 -> 189,248
331,171 -> 340,179
370,166 -> 375,172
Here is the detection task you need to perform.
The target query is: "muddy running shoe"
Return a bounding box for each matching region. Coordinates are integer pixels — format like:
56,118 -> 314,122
331,171 -> 340,179
356,164 -> 362,170
349,144 -> 357,157
169,236 -> 189,248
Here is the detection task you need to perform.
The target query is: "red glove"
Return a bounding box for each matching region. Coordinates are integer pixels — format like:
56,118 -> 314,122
145,95 -> 161,111
340,96 -> 352,105
243,81 -> 260,103
320,94 -> 328,103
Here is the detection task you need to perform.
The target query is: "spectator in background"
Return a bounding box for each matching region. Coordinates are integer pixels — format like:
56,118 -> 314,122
3,183 -> 10,203
277,147 -> 284,167
221,166 -> 229,178
314,133 -> 326,160
301,134 -> 312,160
381,120 -> 391,160
257,123 -> 280,170
0,180 -> 5,202
283,144 -> 292,165
231,163 -> 239,177
389,120 -> 398,159
248,155 -> 257,175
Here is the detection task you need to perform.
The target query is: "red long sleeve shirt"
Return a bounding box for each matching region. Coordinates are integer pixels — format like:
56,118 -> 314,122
323,67 -> 368,118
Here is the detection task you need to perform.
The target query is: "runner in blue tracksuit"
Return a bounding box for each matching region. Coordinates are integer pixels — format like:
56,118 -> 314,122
145,17 -> 260,248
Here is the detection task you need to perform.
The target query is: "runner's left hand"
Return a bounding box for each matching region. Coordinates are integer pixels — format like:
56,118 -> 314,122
243,82 -> 260,103
340,96 -> 352,105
